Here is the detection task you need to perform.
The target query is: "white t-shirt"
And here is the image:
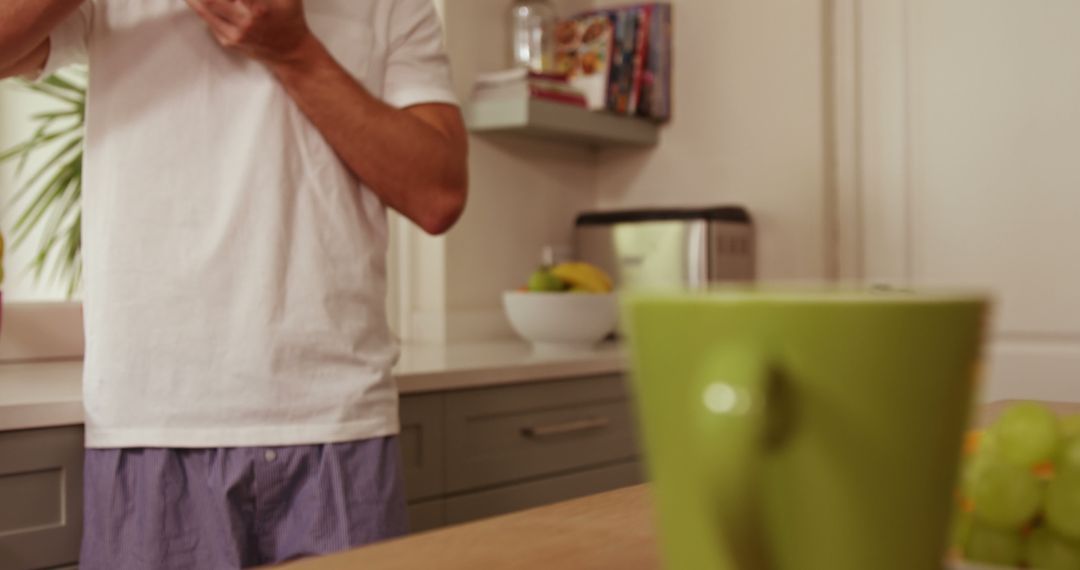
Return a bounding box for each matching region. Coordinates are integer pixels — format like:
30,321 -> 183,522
45,0 -> 458,448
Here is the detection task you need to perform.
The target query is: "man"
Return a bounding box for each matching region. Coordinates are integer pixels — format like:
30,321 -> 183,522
0,0 -> 467,567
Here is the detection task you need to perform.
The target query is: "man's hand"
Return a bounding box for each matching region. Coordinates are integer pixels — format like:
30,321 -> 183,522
186,0 -> 468,236
184,0 -> 315,64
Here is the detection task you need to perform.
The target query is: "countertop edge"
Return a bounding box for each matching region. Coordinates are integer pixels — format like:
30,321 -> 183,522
0,343 -> 628,432
0,401 -> 85,432
397,358 -> 625,394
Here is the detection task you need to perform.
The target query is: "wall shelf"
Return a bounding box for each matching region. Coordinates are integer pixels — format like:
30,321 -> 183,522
466,98 -> 660,148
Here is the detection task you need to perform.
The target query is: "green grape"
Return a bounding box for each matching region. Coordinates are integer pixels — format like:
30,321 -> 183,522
962,439 -> 1000,499
1047,474 -> 1080,540
1027,528 -> 1080,570
951,511 -> 973,550
1061,415 -> 1080,440
1058,436 -> 1080,475
993,402 -> 1061,468
971,460 -> 1043,530
964,521 -> 1025,567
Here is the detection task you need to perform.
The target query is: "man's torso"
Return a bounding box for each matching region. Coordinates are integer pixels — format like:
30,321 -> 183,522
77,0 -> 406,448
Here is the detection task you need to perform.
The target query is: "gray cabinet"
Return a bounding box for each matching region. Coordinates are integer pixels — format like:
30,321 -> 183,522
3,374 -> 639,568
399,394 -> 448,534
444,461 -> 643,525
400,374 -> 642,531
399,393 -> 444,502
444,375 -> 637,493
406,500 -> 445,533
0,426 -> 83,570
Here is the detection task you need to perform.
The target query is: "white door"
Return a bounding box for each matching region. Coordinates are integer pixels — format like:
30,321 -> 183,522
834,0 -> 1080,402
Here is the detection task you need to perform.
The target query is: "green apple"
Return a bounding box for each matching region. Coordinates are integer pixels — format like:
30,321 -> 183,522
527,268 -> 567,292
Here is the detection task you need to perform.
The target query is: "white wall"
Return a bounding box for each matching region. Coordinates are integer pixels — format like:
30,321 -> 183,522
439,0 -> 599,341
838,0 -> 1080,402
593,0 -> 830,281
434,0 -> 832,341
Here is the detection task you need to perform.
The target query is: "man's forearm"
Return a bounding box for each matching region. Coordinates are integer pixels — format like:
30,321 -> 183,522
267,38 -> 468,235
0,41 -> 49,79
0,0 -> 83,73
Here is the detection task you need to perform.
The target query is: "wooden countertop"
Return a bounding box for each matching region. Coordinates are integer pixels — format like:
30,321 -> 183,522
276,402 -> 1080,570
276,485 -> 660,570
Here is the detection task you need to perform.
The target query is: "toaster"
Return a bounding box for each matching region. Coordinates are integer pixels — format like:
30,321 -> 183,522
574,207 -> 755,290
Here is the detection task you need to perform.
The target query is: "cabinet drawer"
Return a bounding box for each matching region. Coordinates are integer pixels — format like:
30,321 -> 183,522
399,394 -> 444,501
444,461 -> 643,525
0,426 -> 84,570
444,375 -> 637,493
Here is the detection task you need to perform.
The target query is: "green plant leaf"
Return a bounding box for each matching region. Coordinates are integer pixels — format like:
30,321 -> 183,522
30,208 -> 77,284
8,119 -> 54,174
13,135 -> 83,199
37,174 -> 81,269
0,123 -> 81,165
13,160 -> 80,248
2,72 -> 86,297
22,81 -> 84,106
41,74 -> 85,95
63,216 -> 83,297
31,109 -> 82,121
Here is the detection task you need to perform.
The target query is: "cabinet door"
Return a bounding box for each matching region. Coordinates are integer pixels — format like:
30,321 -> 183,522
399,394 -> 444,502
0,426 -> 83,570
444,461 -> 643,525
846,0 -> 1080,402
444,375 -> 638,493
406,500 -> 445,534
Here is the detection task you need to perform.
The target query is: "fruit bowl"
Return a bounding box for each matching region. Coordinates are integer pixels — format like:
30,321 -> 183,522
503,291 -> 618,353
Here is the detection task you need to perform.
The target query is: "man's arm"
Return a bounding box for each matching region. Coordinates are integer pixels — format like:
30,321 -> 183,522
186,0 -> 468,236
0,0 -> 84,78
270,41 -> 467,236
0,41 -> 50,80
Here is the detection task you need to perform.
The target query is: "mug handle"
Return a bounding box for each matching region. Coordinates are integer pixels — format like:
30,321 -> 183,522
695,342 -> 776,569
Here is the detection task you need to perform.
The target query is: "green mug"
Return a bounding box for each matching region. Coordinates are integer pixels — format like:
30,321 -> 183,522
623,289 -> 988,570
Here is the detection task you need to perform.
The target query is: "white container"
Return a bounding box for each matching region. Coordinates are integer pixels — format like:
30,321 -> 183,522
502,291 -> 618,353
508,0 -> 557,72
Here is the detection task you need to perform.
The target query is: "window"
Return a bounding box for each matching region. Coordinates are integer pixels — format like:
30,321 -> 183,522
0,81 -> 79,302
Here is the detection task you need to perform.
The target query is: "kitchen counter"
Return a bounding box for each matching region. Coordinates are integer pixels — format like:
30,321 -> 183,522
270,402 -> 1080,570
0,341 -> 626,432
277,484 -> 659,570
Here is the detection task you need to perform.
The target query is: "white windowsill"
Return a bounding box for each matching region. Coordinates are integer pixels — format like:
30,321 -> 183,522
0,301 -> 84,363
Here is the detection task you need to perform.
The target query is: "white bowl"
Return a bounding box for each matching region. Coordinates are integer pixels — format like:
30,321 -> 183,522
502,291 -> 618,353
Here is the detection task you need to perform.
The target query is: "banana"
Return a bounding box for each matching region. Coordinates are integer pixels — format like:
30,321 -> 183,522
550,262 -> 613,293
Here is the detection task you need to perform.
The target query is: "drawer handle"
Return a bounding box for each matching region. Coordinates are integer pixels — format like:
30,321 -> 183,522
521,417 -> 611,438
